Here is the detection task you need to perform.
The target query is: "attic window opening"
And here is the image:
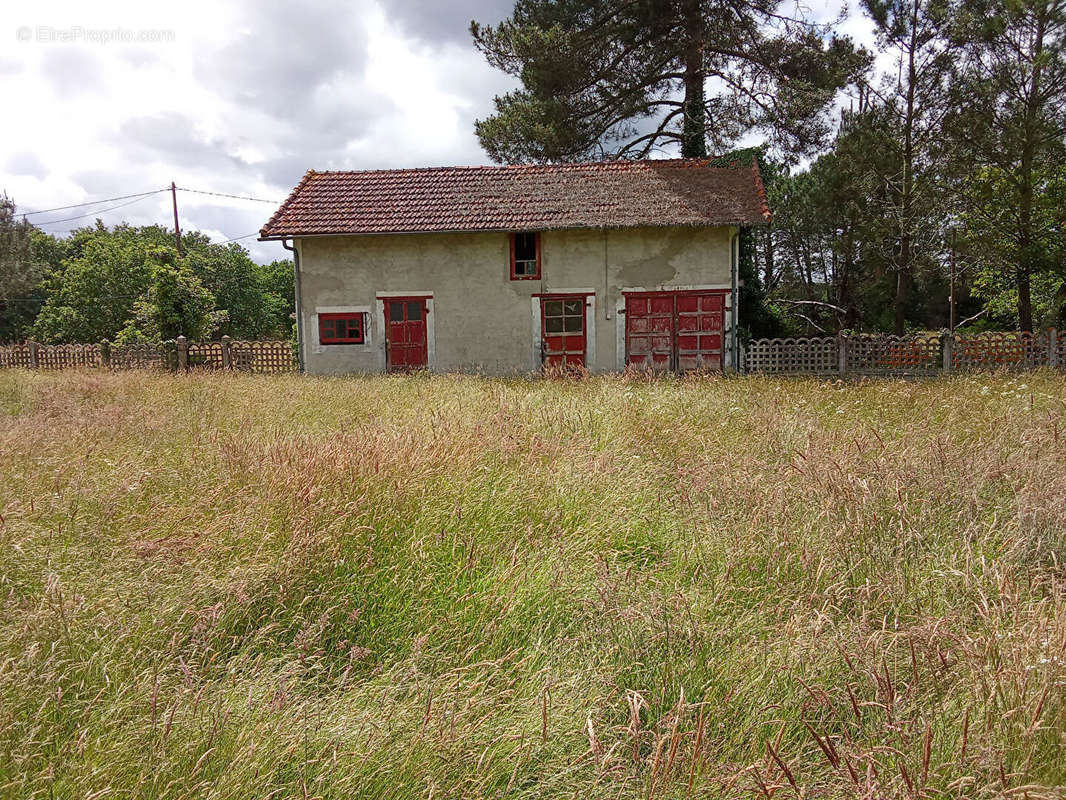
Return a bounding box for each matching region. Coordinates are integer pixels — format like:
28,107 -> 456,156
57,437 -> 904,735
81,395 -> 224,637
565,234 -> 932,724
510,232 -> 541,280
319,312 -> 365,345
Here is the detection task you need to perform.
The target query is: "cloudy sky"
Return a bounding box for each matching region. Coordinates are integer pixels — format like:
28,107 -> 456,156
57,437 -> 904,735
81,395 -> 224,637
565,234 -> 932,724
1,0 -> 876,264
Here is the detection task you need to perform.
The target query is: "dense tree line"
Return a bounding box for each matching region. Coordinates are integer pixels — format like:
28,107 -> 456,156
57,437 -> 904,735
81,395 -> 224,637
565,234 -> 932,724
475,0 -> 1066,335
0,195 -> 294,344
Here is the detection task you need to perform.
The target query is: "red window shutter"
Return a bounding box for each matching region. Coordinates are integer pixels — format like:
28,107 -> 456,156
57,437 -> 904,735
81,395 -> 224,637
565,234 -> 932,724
319,312 -> 365,344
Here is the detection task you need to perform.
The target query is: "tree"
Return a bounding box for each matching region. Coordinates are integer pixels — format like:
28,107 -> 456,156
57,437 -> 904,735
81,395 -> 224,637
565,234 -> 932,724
950,0 -> 1066,331
770,123 -> 895,333
118,249 -> 215,342
707,147 -> 786,338
184,243 -> 286,339
0,194 -> 43,342
471,0 -> 869,162
32,222 -> 157,343
961,163 -> 1066,327
257,259 -> 297,337
860,0 -> 958,333
31,222 -> 294,343
766,108 -> 974,334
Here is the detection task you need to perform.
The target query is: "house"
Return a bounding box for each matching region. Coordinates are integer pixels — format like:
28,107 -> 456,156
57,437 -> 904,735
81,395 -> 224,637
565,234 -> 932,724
258,159 -> 771,375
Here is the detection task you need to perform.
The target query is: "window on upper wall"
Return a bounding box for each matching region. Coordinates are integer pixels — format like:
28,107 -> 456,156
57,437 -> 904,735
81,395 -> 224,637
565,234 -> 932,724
318,312 -> 365,345
510,232 -> 541,280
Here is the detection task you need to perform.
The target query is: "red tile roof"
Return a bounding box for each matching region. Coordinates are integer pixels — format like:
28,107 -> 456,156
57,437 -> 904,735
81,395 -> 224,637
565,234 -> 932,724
259,159 -> 771,240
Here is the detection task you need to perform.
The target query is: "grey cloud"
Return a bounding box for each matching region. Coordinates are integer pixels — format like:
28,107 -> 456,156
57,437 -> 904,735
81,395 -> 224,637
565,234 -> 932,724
190,0 -> 401,189
6,151 -> 48,180
195,0 -> 373,119
117,112 -> 254,172
71,169 -> 159,198
260,153 -> 317,190
385,0 -> 515,44
40,48 -> 105,96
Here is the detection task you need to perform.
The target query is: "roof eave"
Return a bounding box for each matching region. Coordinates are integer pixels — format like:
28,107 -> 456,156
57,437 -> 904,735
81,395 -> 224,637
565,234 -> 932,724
258,218 -> 769,241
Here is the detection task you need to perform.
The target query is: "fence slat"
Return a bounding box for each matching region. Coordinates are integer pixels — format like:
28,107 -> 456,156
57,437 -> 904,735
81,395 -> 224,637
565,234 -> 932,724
0,340 -> 296,373
746,331 -> 1065,376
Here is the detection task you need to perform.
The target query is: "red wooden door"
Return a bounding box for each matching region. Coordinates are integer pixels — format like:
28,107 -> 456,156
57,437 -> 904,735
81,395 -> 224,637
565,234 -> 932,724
541,296 -> 586,368
384,297 -> 428,371
625,291 -> 725,371
625,293 -> 674,369
676,292 -> 724,370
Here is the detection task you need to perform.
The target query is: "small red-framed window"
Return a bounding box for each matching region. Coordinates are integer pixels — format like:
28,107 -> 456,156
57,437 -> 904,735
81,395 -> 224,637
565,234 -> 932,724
319,312 -> 365,345
510,232 -> 541,280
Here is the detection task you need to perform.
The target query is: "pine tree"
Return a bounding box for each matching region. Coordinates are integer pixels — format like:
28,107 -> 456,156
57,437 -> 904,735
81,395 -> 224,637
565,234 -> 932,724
471,0 -> 869,162
860,0 -> 958,334
950,0 -> 1066,331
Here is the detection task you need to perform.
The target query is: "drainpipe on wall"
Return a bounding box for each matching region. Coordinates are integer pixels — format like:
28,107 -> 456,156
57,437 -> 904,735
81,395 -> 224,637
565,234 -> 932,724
730,228 -> 740,371
282,238 -> 305,373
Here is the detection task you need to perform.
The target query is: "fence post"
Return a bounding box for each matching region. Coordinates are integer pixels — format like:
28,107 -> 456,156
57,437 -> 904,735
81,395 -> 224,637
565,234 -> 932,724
176,336 -> 188,371
100,339 -> 110,368
837,332 -> 847,375
941,330 -> 953,373
1049,328 -> 1059,368
221,335 -> 232,370
28,339 -> 39,369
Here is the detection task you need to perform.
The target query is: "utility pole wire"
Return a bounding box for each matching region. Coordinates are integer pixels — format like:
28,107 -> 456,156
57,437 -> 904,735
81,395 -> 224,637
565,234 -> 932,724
176,187 -> 282,204
19,190 -> 168,219
33,193 -> 166,227
15,183 -> 281,246
215,232 -> 261,244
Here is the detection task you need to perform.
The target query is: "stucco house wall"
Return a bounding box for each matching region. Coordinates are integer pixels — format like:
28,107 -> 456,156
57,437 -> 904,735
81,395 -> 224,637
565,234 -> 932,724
296,224 -> 738,375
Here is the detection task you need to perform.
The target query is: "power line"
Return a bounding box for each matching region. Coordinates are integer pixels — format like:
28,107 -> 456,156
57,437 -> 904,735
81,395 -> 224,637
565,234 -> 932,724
14,183 -> 279,243
177,187 -> 281,204
34,193 -> 165,227
15,185 -> 280,218
17,189 -> 168,217
215,232 -> 261,244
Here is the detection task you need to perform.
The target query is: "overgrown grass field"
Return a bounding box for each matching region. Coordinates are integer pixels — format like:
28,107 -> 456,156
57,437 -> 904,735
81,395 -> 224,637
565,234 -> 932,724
1,370 -> 1065,799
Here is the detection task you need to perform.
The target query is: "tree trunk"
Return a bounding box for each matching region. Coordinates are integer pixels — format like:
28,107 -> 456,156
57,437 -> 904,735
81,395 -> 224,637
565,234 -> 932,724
1017,154 -> 1035,331
1017,266 -> 1033,332
893,0 -> 921,336
763,229 -> 775,290
838,227 -> 855,329
681,0 -> 706,158
1015,0 -> 1046,333
894,235 -> 911,335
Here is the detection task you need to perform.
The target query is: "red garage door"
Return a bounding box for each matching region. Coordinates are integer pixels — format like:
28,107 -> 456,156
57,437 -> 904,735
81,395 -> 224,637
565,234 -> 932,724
625,290 -> 726,371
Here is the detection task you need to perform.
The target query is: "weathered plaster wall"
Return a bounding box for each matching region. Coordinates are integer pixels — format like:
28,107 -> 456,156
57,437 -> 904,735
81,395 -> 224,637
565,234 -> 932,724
297,225 -> 735,375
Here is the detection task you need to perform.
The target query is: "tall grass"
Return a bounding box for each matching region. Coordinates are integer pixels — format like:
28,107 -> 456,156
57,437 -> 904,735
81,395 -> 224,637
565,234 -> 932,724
0,370 -> 1064,798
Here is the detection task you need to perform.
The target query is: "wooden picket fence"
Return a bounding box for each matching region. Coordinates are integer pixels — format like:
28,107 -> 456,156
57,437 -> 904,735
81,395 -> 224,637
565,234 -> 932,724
744,330 -> 1064,376
0,336 -> 296,374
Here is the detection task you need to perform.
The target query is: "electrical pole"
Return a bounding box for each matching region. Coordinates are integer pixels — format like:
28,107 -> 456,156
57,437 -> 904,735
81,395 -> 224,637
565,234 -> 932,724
170,181 -> 182,257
